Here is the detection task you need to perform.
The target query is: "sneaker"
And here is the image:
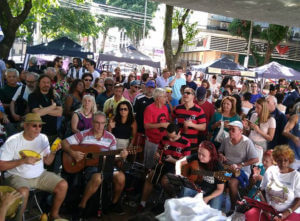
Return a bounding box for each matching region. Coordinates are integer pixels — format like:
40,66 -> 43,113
110,202 -> 125,215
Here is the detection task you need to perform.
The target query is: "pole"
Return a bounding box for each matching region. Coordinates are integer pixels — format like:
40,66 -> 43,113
244,20 -> 253,68
143,0 -> 148,40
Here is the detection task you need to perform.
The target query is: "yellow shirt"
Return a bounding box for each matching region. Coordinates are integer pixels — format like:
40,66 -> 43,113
103,96 -> 131,117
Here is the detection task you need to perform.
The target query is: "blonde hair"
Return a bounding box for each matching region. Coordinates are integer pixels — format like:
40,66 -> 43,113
79,95 -> 97,114
219,96 -> 237,116
256,98 -> 270,123
272,145 -> 295,164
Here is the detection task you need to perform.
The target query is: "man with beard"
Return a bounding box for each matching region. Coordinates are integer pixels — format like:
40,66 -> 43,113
53,57 -> 63,73
10,72 -> 39,124
68,57 -> 84,81
28,75 -> 62,144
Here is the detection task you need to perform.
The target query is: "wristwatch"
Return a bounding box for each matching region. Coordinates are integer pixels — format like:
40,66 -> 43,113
241,162 -> 245,167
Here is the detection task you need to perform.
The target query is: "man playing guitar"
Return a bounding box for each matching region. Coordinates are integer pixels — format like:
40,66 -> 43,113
176,141 -> 225,210
138,123 -> 191,211
62,111 -> 128,219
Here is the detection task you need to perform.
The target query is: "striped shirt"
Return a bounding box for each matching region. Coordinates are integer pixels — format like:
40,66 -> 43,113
173,104 -> 206,149
66,128 -> 117,151
158,135 -> 191,159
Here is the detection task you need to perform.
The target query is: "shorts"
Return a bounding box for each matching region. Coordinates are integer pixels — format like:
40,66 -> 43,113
5,171 -> 64,192
144,139 -> 159,169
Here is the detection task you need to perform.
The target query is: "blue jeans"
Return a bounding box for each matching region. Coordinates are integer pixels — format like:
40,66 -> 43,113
179,187 -> 223,210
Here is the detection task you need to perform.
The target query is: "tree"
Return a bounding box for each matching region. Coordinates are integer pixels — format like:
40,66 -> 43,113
163,5 -> 199,72
95,0 -> 158,51
40,7 -> 101,42
228,19 -> 289,66
0,0 -> 56,59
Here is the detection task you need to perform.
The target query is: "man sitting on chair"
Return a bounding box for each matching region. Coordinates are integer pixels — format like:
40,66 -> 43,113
62,111 -> 128,219
0,113 -> 68,220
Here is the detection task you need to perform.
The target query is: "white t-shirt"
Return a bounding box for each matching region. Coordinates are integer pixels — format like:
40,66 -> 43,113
249,113 -> 276,143
261,165 -> 300,213
12,85 -> 33,102
91,70 -> 100,84
0,132 -> 50,179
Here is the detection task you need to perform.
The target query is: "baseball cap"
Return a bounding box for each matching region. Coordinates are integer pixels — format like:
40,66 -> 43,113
228,121 -> 243,130
185,71 -> 192,76
196,86 -> 207,101
145,80 -> 155,88
130,80 -> 140,86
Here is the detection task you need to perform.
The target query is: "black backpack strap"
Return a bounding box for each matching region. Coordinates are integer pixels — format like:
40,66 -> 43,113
19,85 -> 26,100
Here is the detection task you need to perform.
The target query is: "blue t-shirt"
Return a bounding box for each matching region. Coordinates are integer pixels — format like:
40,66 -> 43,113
168,76 -> 186,100
250,93 -> 263,104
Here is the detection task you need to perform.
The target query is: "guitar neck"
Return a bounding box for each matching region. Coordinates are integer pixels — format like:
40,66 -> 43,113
191,169 -> 214,177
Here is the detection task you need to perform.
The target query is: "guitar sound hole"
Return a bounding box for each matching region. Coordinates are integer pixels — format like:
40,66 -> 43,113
86,153 -> 93,159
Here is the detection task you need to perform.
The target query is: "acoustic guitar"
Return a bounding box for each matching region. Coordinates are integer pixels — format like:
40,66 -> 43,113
62,144 -> 142,173
222,164 -> 241,177
182,160 -> 232,183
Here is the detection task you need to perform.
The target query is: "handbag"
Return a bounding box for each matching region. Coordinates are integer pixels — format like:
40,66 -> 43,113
214,116 -> 229,143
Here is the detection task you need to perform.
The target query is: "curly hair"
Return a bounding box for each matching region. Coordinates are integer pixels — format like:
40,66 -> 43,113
69,79 -> 83,94
272,145 -> 295,164
114,101 -> 134,126
198,141 -> 219,170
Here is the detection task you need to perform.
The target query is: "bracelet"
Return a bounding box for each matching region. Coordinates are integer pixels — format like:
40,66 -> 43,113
288,208 -> 293,214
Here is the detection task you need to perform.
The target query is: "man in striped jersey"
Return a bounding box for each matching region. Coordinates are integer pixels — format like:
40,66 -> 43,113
172,87 -> 206,152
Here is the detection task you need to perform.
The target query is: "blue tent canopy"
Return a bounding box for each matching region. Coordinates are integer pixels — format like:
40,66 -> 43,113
26,37 -> 93,59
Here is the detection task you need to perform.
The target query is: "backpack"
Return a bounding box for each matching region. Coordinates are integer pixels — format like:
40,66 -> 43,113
15,85 -> 27,116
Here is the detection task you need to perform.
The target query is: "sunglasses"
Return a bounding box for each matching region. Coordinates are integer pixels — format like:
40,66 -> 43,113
183,91 -> 193,95
84,79 -> 93,82
120,108 -> 128,111
31,124 -> 42,128
133,86 -> 140,89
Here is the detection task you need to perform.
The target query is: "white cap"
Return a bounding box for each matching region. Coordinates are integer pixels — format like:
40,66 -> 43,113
228,121 -> 243,130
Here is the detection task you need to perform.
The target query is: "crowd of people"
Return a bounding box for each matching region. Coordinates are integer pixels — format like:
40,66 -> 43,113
0,56 -> 299,220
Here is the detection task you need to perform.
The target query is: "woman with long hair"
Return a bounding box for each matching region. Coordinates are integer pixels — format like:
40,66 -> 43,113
108,100 -> 137,149
209,96 -> 240,148
247,98 -> 276,152
64,79 -> 84,119
176,141 -> 225,210
93,77 -> 105,94
71,95 -> 97,134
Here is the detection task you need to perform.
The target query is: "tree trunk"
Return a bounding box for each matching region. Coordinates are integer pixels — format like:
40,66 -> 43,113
92,36 -> 97,53
264,43 -> 273,64
163,5 -> 175,73
100,28 -> 109,53
0,0 -> 32,59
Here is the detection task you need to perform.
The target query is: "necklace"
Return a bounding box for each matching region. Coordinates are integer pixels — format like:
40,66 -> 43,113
82,110 -> 90,117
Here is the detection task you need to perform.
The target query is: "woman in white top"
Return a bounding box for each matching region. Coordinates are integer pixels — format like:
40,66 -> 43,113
245,145 -> 300,221
241,92 -> 253,115
247,98 -> 276,152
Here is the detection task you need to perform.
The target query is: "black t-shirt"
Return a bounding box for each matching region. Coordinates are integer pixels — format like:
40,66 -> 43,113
133,94 -> 154,133
84,87 -> 98,98
186,154 -> 224,196
28,92 -> 61,135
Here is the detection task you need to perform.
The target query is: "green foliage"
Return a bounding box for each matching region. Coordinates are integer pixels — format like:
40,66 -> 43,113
228,19 -> 261,40
96,0 -> 159,44
40,6 -> 101,41
260,24 -> 289,47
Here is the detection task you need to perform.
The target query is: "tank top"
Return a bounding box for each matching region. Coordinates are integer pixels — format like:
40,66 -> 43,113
76,112 -> 93,131
70,95 -> 81,111
289,114 -> 300,160
112,122 -> 132,139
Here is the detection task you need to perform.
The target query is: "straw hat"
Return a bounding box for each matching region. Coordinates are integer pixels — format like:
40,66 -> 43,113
23,113 -> 45,124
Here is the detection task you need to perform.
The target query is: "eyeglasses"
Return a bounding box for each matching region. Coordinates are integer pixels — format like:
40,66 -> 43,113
93,121 -> 106,125
120,108 -> 128,111
104,84 -> 113,87
183,91 -> 192,95
31,124 -> 42,128
84,79 -> 93,82
133,86 -> 140,89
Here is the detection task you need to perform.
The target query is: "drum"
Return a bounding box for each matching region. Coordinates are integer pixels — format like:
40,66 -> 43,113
0,186 -> 23,218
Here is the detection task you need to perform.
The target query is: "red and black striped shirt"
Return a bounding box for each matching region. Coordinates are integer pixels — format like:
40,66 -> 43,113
158,135 -> 191,160
172,104 -> 206,149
